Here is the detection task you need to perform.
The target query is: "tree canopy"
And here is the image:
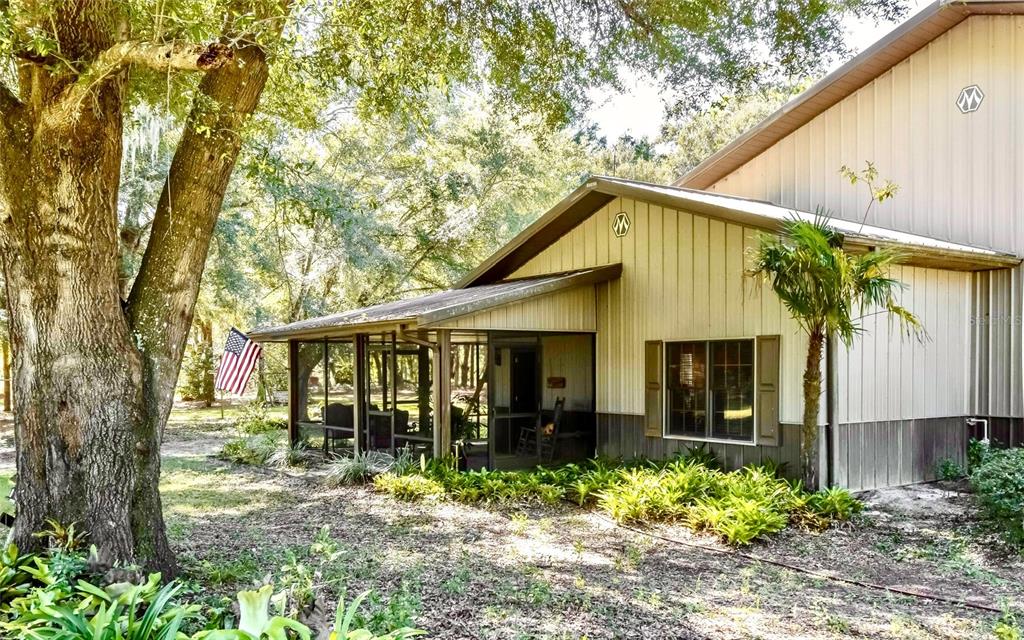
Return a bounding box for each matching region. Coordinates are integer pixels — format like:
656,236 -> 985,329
0,0 -> 907,571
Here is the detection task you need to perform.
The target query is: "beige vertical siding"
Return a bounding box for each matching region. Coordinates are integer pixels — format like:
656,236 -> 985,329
514,197 -> 810,420
434,286 -> 596,332
971,265 -> 1024,417
836,265 -> 972,423
706,16 -> 1024,255
540,334 -> 593,412
512,197 -> 973,427
701,14 -> 1023,420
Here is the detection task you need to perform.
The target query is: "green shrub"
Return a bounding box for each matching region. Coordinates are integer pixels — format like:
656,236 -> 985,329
180,339 -> 215,405
217,432 -> 282,465
935,458 -> 967,481
234,401 -> 287,435
968,437 -> 992,470
374,474 -> 444,502
970,447 -> 1024,547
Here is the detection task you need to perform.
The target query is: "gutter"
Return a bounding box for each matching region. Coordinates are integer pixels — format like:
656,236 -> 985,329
825,332 -> 838,487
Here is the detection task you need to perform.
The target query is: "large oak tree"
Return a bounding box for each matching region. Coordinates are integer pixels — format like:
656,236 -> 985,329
0,0 -> 904,573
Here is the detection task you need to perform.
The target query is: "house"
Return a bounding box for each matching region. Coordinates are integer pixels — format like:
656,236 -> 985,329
249,0 -> 1024,490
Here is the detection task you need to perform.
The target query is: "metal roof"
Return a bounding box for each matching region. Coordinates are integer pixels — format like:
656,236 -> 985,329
248,264 -> 621,341
458,175 -> 1021,286
675,0 -> 1024,190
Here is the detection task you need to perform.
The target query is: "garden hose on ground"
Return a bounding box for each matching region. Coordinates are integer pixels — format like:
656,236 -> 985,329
597,514 -> 1005,614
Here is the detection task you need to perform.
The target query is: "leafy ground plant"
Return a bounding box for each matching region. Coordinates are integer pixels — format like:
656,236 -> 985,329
373,474 -> 444,502
372,453 -> 862,546
936,457 -> 967,481
218,433 -> 282,466
0,542 -> 426,640
234,402 -> 288,436
970,446 -> 1024,548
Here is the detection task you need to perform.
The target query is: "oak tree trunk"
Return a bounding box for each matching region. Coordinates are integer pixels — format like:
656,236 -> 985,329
0,5 -> 276,573
801,328 -> 825,491
2,339 -> 10,413
1,60 -> 161,568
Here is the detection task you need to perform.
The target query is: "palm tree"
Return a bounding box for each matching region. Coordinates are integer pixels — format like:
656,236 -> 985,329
748,215 -> 921,489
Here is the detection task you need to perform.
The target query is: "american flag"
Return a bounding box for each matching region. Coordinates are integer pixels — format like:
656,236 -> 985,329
215,328 -> 262,395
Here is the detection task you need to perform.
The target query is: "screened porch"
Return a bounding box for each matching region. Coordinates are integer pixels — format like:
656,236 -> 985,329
287,329 -> 596,470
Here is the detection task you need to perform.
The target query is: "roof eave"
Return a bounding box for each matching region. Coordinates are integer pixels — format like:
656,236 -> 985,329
421,263 -> 622,326
248,319 -> 412,343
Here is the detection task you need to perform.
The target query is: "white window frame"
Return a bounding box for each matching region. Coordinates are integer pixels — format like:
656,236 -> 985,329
662,337 -> 758,447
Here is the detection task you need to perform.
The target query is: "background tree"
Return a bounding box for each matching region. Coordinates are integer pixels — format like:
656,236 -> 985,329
0,0 -> 905,572
663,85 -> 805,176
748,216 -> 920,489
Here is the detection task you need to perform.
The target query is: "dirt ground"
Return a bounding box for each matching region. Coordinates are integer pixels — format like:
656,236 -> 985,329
1,412 -> 1022,639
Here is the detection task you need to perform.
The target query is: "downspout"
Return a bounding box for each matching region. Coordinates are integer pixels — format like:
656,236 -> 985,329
825,332 -> 838,488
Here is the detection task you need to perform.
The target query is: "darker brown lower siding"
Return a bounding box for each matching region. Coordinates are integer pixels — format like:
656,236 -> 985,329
832,418 -> 967,491
596,413 -> 802,479
598,413 -> 973,492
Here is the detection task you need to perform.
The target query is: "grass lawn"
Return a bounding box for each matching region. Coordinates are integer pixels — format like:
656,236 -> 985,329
157,420 -> 1024,640
168,400 -> 287,425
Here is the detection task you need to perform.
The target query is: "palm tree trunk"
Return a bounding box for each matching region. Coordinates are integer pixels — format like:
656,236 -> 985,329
801,328 -> 825,490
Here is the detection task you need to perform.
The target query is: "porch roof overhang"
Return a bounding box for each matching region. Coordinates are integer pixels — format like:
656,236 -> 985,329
457,176 -> 1022,287
247,263 -> 622,342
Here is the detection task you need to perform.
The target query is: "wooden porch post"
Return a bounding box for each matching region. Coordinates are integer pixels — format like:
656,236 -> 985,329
352,334 -> 365,454
433,329 -> 452,458
287,339 -> 299,445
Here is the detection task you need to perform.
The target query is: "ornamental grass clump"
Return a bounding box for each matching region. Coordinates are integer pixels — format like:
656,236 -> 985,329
325,450 -> 399,486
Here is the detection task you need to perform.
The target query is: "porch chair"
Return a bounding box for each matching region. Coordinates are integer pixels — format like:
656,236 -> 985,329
515,414 -> 539,458
537,397 -> 566,463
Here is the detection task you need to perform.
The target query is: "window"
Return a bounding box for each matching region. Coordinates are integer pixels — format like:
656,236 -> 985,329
666,339 -> 755,443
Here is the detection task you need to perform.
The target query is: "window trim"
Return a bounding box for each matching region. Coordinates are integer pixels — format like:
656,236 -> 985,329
662,337 -> 758,447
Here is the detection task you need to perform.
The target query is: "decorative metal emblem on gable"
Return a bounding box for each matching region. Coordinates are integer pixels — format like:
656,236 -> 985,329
956,85 -> 984,114
612,211 -> 631,237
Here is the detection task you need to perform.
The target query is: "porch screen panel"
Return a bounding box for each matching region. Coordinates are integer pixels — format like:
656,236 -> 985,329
325,342 -> 355,432
451,342 -> 488,444
394,345 -> 433,449
295,341 -> 325,423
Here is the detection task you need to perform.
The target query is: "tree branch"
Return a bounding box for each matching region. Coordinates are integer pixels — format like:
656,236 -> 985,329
52,41 -> 232,121
92,41 -> 234,75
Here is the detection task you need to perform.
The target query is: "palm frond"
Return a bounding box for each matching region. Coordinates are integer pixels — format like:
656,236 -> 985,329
748,217 -> 922,347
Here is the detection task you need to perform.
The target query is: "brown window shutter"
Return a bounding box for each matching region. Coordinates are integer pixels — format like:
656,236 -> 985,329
757,335 -> 781,447
644,341 -> 663,437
